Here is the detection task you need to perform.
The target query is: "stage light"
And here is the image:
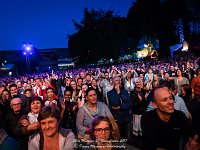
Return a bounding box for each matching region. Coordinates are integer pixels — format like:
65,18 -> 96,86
22,43 -> 33,73
8,72 -> 12,76
26,46 -> 31,51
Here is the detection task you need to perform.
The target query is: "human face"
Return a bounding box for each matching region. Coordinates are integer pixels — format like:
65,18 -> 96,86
17,81 -> 22,88
23,82 -> 27,89
66,78 -> 71,85
104,73 -> 109,79
70,81 -> 77,90
10,98 -> 22,113
164,73 -> 170,79
113,77 -> 121,86
25,91 -> 32,97
10,86 -> 18,96
86,90 -> 97,104
1,91 -> 10,100
80,72 -> 85,79
91,79 -> 97,87
40,117 -> 59,137
31,100 -> 42,114
26,84 -> 32,89
135,80 -> 142,88
127,71 -> 132,78
170,66 -> 174,71
153,88 -> 174,114
47,89 -> 54,99
94,121 -> 110,141
82,84 -> 88,92
0,86 -> 6,95
148,69 -> 153,74
153,74 -> 158,81
77,79 -> 83,87
160,69 -> 164,75
176,70 -> 182,77
139,74 -> 144,80
35,79 -> 41,86
180,87 -> 186,96
121,71 -> 125,76
86,75 -> 91,81
30,78 -> 34,83
64,91 -> 71,101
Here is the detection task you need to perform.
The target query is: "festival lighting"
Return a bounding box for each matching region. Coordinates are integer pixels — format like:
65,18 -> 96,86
182,41 -> 189,51
22,43 -> 33,72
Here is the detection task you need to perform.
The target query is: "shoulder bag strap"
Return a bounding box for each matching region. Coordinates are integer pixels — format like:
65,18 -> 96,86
83,106 -> 94,120
39,132 -> 44,150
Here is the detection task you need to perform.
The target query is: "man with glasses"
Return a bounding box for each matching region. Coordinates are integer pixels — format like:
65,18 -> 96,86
5,97 -> 28,150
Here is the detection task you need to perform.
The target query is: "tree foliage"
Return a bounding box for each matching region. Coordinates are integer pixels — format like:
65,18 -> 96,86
68,0 -> 197,62
68,8 -> 126,64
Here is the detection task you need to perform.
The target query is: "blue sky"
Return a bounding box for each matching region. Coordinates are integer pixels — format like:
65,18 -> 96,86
0,0 -> 133,50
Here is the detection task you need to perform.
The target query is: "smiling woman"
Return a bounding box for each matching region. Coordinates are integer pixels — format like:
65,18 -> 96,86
28,106 -> 76,150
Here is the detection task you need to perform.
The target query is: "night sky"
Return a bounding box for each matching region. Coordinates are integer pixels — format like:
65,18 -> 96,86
0,0 -> 133,50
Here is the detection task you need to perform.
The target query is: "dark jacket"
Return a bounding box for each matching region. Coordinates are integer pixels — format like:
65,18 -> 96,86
107,88 -> 131,124
5,110 -> 28,150
130,88 -> 148,115
61,101 -> 77,134
141,110 -> 191,150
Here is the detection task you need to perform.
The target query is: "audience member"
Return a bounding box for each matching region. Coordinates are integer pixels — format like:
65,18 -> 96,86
141,86 -> 190,150
28,106 -> 76,150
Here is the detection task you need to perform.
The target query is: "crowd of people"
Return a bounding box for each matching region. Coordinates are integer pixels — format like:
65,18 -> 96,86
0,56 -> 200,150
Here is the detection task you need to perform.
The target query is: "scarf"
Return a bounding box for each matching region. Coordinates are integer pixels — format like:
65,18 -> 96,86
0,129 -> 8,145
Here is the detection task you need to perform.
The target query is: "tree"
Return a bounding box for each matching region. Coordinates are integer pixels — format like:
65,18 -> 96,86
126,0 -> 192,57
68,8 -> 126,64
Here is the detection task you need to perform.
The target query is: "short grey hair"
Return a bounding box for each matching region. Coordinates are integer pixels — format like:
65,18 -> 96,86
133,77 -> 142,84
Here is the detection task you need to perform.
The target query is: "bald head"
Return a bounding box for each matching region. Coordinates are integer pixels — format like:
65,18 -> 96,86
152,87 -> 174,117
153,87 -> 169,102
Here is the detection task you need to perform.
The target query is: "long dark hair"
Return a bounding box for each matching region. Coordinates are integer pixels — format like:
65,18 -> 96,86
180,84 -> 193,101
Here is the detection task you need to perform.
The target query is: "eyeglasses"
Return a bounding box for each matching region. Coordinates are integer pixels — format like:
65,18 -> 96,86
11,103 -> 22,107
94,127 -> 110,133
